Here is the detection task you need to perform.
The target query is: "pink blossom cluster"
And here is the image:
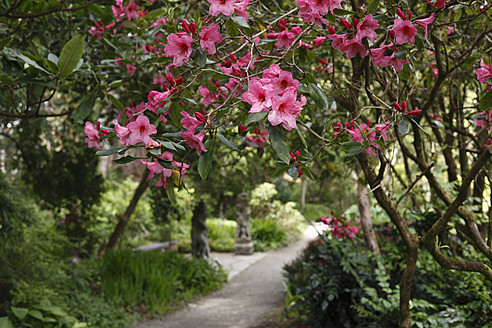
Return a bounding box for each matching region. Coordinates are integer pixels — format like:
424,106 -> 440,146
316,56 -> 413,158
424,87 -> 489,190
476,59 -> 492,92
219,53 -> 255,77
242,64 -> 306,130
112,0 -> 148,22
266,19 -> 303,49
207,0 -> 250,19
297,0 -> 342,27
141,151 -> 189,189
180,111 -> 208,155
321,213 -> 358,239
333,120 -> 390,155
243,127 -> 269,148
88,21 -> 116,40
84,121 -> 109,150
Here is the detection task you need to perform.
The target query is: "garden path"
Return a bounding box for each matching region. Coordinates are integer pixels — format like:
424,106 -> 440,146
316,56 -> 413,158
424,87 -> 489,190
135,223 -> 324,328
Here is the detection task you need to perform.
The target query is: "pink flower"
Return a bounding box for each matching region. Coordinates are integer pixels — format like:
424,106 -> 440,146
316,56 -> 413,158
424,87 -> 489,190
271,71 -> 300,93
371,44 -> 393,66
356,14 -> 379,41
413,13 -> 434,39
224,78 -> 243,97
114,121 -> 130,145
242,78 -> 275,113
476,60 -> 492,86
276,30 -> 296,49
269,88 -> 306,130
208,0 -> 236,16
341,38 -> 367,58
427,0 -> 447,8
344,225 -> 358,239
180,111 -> 203,132
392,19 -> 417,45
180,130 -> 207,155
313,36 -> 327,46
84,122 -> 102,150
123,1 -> 140,21
380,54 -> 408,72
147,89 -> 174,113
234,0 -> 250,20
164,32 -> 193,67
327,33 -> 349,50
199,23 -> 223,55
126,114 -> 157,146
126,64 -> 136,76
262,64 -> 282,80
199,86 -> 218,107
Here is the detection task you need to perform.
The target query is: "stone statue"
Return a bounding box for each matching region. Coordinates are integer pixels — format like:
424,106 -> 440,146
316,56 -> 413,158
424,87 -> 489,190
191,200 -> 210,260
234,192 -> 254,255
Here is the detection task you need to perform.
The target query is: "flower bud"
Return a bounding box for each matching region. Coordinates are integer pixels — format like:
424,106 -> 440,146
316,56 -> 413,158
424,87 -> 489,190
175,77 -> 184,86
166,73 -> 175,85
189,22 -> 197,34
340,18 -> 352,28
182,19 -> 189,33
291,26 -> 302,35
195,112 -> 206,122
279,18 -> 287,31
353,17 -> 359,26
396,8 -> 407,20
408,109 -> 422,116
408,10 -> 412,20
328,25 -> 336,34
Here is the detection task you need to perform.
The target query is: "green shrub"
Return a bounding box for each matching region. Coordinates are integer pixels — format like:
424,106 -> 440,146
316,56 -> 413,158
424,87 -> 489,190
284,232 -> 492,328
208,218 -> 237,252
101,250 -> 227,316
251,218 -> 288,251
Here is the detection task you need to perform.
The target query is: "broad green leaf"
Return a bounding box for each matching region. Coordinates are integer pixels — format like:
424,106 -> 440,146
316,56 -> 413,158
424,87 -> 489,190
57,35 -> 84,77
113,156 -> 140,164
245,111 -> 268,125
16,53 -> 50,74
268,125 -> 290,164
217,132 -> 239,150
368,0 -> 380,14
11,307 -> 28,320
398,120 -> 410,135
479,90 -> 492,111
0,317 -> 15,328
267,165 -> 288,178
302,166 -> 318,180
156,157 -> 180,169
198,139 -> 214,180
333,8 -> 356,15
108,94 -> 125,110
296,128 -> 308,149
166,181 -> 176,202
342,141 -> 365,156
28,310 -> 43,320
192,48 -> 207,68
95,146 -> 127,156
0,37 -> 13,50
410,119 -> 431,136
309,83 -> 329,110
72,94 -> 95,121
0,74 -> 14,85
149,173 -> 162,186
231,16 -> 250,28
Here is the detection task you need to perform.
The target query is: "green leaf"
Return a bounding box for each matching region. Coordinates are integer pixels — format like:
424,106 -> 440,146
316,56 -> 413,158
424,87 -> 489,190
0,37 -> 13,50
333,8 -> 356,15
0,317 -> 15,328
113,156 -> 140,164
245,111 -> 268,125
268,125 -> 290,164
192,48 -> 207,68
108,94 -> 125,110
410,118 -> 431,136
367,0 -> 380,14
72,94 -> 95,121
57,35 -> 84,77
309,83 -> 329,110
198,139 -> 214,180
156,157 -> 180,169
166,181 -> 176,203
231,16 -> 250,28
479,90 -> 492,111
28,310 -> 43,321
0,74 -> 15,85
341,141 -> 365,157
296,128 -> 308,149
11,307 -> 28,320
95,146 -> 126,156
398,120 -> 410,135
217,132 -> 239,150
16,53 -> 50,74
149,173 -> 162,186
267,165 -> 288,178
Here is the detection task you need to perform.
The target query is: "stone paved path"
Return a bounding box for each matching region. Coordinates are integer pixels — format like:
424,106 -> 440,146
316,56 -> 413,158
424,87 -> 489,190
135,224 -> 324,328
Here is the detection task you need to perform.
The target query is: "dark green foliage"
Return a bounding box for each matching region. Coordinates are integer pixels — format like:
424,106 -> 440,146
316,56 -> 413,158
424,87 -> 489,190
284,234 -> 492,328
250,218 -> 288,251
101,250 -> 227,315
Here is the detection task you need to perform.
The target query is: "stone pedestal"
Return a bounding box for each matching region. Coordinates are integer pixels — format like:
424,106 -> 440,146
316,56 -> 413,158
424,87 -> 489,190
234,192 -> 254,255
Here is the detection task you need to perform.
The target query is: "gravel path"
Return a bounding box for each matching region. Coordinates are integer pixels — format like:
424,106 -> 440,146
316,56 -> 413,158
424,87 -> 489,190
135,224 -> 323,328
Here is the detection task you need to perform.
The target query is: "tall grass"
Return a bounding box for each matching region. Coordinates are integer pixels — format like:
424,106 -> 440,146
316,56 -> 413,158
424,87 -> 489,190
101,251 -> 227,315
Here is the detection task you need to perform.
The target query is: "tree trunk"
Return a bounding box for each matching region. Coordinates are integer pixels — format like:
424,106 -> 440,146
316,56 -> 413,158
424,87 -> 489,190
357,181 -> 379,253
99,169 -> 150,255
